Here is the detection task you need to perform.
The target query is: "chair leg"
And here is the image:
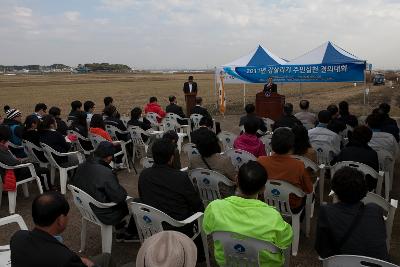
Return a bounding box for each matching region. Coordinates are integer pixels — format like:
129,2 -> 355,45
319,168 -> 326,204
8,191 -> 17,214
291,215 -> 300,256
60,169 -> 68,195
22,183 -> 29,198
198,219 -> 211,267
101,225 -> 113,254
50,167 -> 56,185
42,174 -> 49,191
79,218 -> 88,253
36,176 -> 44,194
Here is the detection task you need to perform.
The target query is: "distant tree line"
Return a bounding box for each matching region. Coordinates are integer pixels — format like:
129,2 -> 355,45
0,63 -> 132,73
81,63 -> 132,72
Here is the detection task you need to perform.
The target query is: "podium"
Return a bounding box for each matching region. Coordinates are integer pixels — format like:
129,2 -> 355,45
255,92 -> 285,121
184,93 -> 197,116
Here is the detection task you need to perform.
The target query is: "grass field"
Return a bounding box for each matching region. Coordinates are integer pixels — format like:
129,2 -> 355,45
1,73 -> 399,118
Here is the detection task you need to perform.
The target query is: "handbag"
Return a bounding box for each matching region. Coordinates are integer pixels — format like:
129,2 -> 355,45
3,169 -> 17,191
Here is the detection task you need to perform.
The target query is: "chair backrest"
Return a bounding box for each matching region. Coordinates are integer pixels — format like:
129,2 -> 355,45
120,116 -> 130,128
217,131 -> 237,151
22,140 -> 49,165
190,114 -> 203,130
182,143 -> 199,161
140,157 -> 154,169
67,185 -> 116,225
260,134 -> 272,155
161,118 -> 179,132
225,148 -> 257,171
311,141 -> 336,165
262,117 -> 275,132
212,231 -> 285,267
0,214 -> 28,266
264,179 -> 305,216
165,112 -> 183,121
127,126 -> 147,146
105,124 -> 122,141
68,130 -> 95,154
88,133 -> 108,149
322,255 -> 399,267
189,168 -> 235,206
40,143 -> 63,168
145,112 -> 160,128
291,155 -> 320,173
129,202 -> 194,243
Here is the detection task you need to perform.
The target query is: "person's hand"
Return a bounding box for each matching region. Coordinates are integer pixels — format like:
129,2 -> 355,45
81,257 -> 95,267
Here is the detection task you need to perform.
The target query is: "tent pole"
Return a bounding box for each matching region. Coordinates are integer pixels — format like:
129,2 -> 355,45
214,67 -> 217,110
243,83 -> 246,108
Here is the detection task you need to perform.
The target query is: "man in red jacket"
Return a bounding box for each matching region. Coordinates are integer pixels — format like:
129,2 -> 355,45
144,97 -> 166,121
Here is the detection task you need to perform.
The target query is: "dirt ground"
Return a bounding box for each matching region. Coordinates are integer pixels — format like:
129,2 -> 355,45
0,74 -> 399,266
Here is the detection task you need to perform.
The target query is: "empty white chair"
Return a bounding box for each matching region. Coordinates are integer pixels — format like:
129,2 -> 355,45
0,214 -> 28,266
217,131 -> 237,152
322,255 -> 399,267
224,148 -> 257,171
40,143 -> 84,195
362,192 -> 398,251
211,231 -> 290,267
182,143 -> 199,162
330,161 -> 384,197
140,157 -> 154,169
260,134 -> 272,156
375,149 -> 395,201
0,162 -> 44,214
145,112 -> 161,129
189,168 -> 235,206
67,185 -> 118,254
264,179 -> 306,256
190,114 -> 203,131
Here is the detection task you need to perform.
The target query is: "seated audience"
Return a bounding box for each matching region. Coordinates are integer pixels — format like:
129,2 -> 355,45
70,111 -> 93,151
327,104 -> 346,134
70,141 -> 138,242
22,115 -> 48,163
315,167 -> 388,260
127,107 -> 152,138
308,110 -> 341,155
89,114 -> 113,142
234,116 -> 266,157
272,103 -> 302,130
239,103 -> 267,134
103,96 -> 114,114
83,100 -> 95,124
203,161 -> 293,267
11,192 -> 113,266
147,130 -> 182,170
103,105 -> 130,142
191,116 -> 214,145
191,97 -> 220,133
67,100 -> 83,123
2,108 -> 26,158
379,103 -> 399,142
338,101 -> 358,128
33,103 -> 47,120
135,231 -> 197,267
294,100 -> 317,127
138,139 -> 204,261
190,129 -> 236,196
144,96 -> 166,121
166,95 -> 187,124
258,128 -> 313,211
366,113 -> 399,158
48,106 -> 68,136
292,124 -> 317,163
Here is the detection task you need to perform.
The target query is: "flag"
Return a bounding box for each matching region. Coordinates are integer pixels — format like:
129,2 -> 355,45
218,71 -> 226,114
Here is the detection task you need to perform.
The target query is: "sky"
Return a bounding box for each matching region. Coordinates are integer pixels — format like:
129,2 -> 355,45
0,0 -> 399,70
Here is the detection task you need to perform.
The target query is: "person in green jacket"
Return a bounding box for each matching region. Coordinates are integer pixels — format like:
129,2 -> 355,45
203,161 -> 293,267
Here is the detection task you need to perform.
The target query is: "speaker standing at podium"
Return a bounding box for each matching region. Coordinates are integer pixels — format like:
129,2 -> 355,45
263,77 -> 277,96
183,75 -> 198,95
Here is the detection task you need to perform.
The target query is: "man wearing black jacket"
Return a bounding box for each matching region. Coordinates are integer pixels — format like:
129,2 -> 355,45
166,95 -> 186,119
183,75 -> 198,94
70,141 -> 137,242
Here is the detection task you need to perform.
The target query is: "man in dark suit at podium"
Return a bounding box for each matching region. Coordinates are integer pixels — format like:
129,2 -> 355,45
183,75 -> 198,94
263,77 -> 277,95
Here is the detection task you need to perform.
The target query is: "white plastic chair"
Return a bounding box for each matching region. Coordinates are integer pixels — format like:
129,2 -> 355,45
0,162 -> 44,214
105,125 -> 134,172
211,231 -> 290,267
224,148 -> 257,171
120,116 -> 130,128
264,179 -> 306,256
330,161 -> 384,197
311,141 -> 336,166
182,143 -> 199,162
127,126 -> 151,159
129,202 -> 208,259
189,168 -> 235,206
322,255 -> 399,267
67,130 -> 95,156
217,131 -> 237,152
140,157 -> 154,169
165,113 -> 191,141
190,114 -> 203,131
67,185 -> 118,254
7,142 -> 28,161
145,112 -> 161,129
40,143 -> 84,195
291,155 -> 324,236
375,149 -> 395,201
262,117 -> 275,132
362,192 -> 398,252
260,134 -> 272,155
0,214 -> 28,266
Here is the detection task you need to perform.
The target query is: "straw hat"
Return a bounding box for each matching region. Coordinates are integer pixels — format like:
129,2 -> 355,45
136,231 -> 197,267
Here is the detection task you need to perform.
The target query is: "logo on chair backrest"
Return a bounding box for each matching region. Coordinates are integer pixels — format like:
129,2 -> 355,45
226,138 -> 230,143
202,178 -> 210,185
234,244 -> 245,253
236,156 -> 242,163
271,189 -> 280,196
192,150 -> 197,154
76,196 -> 83,205
143,215 -> 152,224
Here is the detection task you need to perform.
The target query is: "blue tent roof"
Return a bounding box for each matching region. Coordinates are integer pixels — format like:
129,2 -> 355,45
222,45 -> 286,67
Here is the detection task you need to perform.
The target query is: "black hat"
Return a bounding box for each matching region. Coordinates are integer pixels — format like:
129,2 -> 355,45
94,141 -> 115,158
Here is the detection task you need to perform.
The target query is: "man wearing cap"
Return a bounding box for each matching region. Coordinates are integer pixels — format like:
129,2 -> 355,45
2,108 -> 25,158
70,141 -> 138,242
